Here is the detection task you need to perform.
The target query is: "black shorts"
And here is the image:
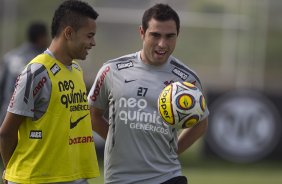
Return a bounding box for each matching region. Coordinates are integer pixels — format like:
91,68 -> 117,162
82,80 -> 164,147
161,176 -> 188,184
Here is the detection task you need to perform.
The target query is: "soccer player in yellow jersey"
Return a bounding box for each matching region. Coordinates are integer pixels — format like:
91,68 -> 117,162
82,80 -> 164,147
0,1 -> 100,183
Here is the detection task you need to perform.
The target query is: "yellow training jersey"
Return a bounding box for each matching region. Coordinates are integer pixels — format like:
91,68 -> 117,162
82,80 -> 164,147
5,54 -> 100,183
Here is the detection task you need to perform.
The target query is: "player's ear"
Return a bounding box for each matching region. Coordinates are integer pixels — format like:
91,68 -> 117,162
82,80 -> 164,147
64,26 -> 73,40
139,26 -> 145,39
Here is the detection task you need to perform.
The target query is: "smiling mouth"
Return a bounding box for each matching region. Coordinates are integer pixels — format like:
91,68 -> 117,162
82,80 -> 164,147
155,50 -> 166,56
85,48 -> 91,54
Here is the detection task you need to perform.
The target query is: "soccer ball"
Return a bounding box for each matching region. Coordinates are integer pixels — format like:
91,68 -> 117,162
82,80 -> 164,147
158,81 -> 207,129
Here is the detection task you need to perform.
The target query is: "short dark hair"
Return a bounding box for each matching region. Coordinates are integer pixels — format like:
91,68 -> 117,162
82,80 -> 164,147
51,0 -> 99,38
27,22 -> 47,43
142,4 -> 180,35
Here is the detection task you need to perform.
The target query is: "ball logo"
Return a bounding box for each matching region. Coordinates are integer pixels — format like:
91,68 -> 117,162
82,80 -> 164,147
176,94 -> 195,110
158,85 -> 174,125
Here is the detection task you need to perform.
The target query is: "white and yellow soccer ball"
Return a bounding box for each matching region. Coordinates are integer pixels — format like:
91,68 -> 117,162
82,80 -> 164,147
158,81 -> 207,129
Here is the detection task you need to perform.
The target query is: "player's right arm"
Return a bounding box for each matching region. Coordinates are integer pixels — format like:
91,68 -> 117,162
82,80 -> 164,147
88,64 -> 112,140
0,112 -> 24,168
88,64 -> 113,139
0,62 -> 50,168
90,107 -> 109,140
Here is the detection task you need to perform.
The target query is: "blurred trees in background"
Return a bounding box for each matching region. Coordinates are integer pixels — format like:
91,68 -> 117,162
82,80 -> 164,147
0,0 -> 281,92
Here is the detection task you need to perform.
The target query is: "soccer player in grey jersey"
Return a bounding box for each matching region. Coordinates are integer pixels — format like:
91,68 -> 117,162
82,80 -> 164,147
88,4 -> 209,184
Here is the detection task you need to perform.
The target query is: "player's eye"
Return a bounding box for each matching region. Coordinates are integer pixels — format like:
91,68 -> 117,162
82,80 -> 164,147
87,33 -> 95,39
166,34 -> 177,39
150,32 -> 161,38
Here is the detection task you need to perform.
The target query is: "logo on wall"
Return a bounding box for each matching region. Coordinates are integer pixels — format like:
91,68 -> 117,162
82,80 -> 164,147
205,90 -> 281,163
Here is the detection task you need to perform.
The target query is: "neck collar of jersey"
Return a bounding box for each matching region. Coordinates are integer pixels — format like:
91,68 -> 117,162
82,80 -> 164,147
137,51 -> 171,70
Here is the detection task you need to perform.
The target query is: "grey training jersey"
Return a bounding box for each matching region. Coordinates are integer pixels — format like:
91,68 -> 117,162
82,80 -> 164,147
7,50 -> 74,120
7,62 -> 51,120
0,43 -> 45,122
88,51 -> 209,184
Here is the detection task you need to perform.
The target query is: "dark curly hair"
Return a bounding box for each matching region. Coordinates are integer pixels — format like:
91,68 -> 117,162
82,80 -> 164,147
51,0 -> 99,38
142,4 -> 180,35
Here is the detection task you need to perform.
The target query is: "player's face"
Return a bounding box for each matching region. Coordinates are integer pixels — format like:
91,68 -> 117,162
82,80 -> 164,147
140,18 -> 178,66
69,18 -> 96,60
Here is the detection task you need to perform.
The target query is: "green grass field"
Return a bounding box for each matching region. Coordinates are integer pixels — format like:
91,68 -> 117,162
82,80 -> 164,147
89,160 -> 282,184
89,140 -> 282,184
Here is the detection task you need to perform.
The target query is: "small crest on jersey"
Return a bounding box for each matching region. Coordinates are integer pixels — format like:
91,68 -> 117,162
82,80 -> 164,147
29,130 -> 42,139
50,63 -> 61,75
72,63 -> 81,71
116,61 -> 133,70
172,67 -> 189,80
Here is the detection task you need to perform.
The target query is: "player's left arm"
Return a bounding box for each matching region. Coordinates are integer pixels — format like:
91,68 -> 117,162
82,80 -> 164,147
177,117 -> 208,155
